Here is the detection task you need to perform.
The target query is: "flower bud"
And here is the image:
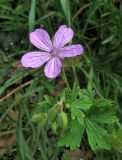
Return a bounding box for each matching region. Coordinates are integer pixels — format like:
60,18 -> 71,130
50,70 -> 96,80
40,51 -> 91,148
51,122 -> 58,133
59,112 -> 68,129
47,107 -> 58,122
65,103 -> 70,109
38,119 -> 47,129
55,101 -> 63,111
31,113 -> 47,122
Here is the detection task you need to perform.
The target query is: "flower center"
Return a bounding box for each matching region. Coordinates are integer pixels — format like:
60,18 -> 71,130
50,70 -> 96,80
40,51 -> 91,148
50,50 -> 58,57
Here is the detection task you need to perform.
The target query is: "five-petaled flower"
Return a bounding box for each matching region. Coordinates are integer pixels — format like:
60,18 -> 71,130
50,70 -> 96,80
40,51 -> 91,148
21,25 -> 84,78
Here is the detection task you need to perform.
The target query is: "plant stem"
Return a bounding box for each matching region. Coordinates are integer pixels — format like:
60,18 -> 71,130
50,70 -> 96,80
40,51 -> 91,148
72,66 -> 80,87
62,67 -> 71,91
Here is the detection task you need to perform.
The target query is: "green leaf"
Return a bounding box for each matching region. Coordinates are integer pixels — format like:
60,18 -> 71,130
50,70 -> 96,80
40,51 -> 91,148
58,119 -> 85,150
101,35 -> 115,44
16,111 -> 33,160
94,97 -> 113,107
86,119 -> 111,150
37,101 -> 50,112
107,130 -> 122,151
70,82 -> 80,102
71,104 -> 85,124
44,95 -> 57,106
81,89 -> 95,99
70,89 -> 93,123
0,86 -> 5,95
90,107 -> 118,124
29,0 -> 36,32
60,0 -> 71,25
60,87 -> 69,101
37,96 -> 57,112
71,98 -> 93,110
89,98 -> 118,124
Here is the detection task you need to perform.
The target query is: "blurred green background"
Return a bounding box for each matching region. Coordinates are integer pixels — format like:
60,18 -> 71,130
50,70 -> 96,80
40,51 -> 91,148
0,0 -> 122,159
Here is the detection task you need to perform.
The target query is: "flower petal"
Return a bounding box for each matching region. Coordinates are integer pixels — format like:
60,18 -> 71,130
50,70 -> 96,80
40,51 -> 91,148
21,52 -> 51,68
53,25 -> 74,49
44,57 -> 62,78
58,44 -> 84,58
30,29 -> 52,52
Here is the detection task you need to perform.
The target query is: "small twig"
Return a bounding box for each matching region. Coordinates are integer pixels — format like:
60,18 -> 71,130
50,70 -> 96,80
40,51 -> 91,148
0,130 -> 15,136
0,128 -> 28,136
0,80 -> 33,103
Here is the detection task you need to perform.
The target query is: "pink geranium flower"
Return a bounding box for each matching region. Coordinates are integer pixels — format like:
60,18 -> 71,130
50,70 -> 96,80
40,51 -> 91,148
21,25 -> 83,78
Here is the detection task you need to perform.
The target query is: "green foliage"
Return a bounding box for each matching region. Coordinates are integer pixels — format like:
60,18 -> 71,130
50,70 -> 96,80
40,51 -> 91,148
71,104 -> 85,124
34,84 -> 120,152
57,85 -> 119,151
58,118 -> 85,150
16,111 -> 33,160
71,95 -> 93,110
0,0 -> 122,159
89,104 -> 118,124
36,95 -> 57,112
86,119 -> 110,150
107,129 -> 122,151
25,82 -> 120,156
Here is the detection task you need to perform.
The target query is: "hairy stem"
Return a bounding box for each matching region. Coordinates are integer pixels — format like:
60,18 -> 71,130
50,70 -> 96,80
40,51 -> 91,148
62,67 -> 71,91
72,66 -> 80,87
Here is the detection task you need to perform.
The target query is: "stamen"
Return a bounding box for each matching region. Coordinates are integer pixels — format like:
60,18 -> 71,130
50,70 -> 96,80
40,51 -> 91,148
50,50 -> 58,57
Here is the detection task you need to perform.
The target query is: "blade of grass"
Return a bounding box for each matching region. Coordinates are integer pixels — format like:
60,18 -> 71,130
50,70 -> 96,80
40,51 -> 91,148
29,0 -> 36,32
16,108 -> 33,160
60,0 -> 71,26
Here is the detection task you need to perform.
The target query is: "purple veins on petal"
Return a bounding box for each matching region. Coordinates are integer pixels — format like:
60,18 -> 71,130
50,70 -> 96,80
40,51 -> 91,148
21,52 -> 51,68
53,25 -> 74,49
44,57 -> 62,78
21,25 -> 84,79
30,29 -> 52,52
58,44 -> 84,58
